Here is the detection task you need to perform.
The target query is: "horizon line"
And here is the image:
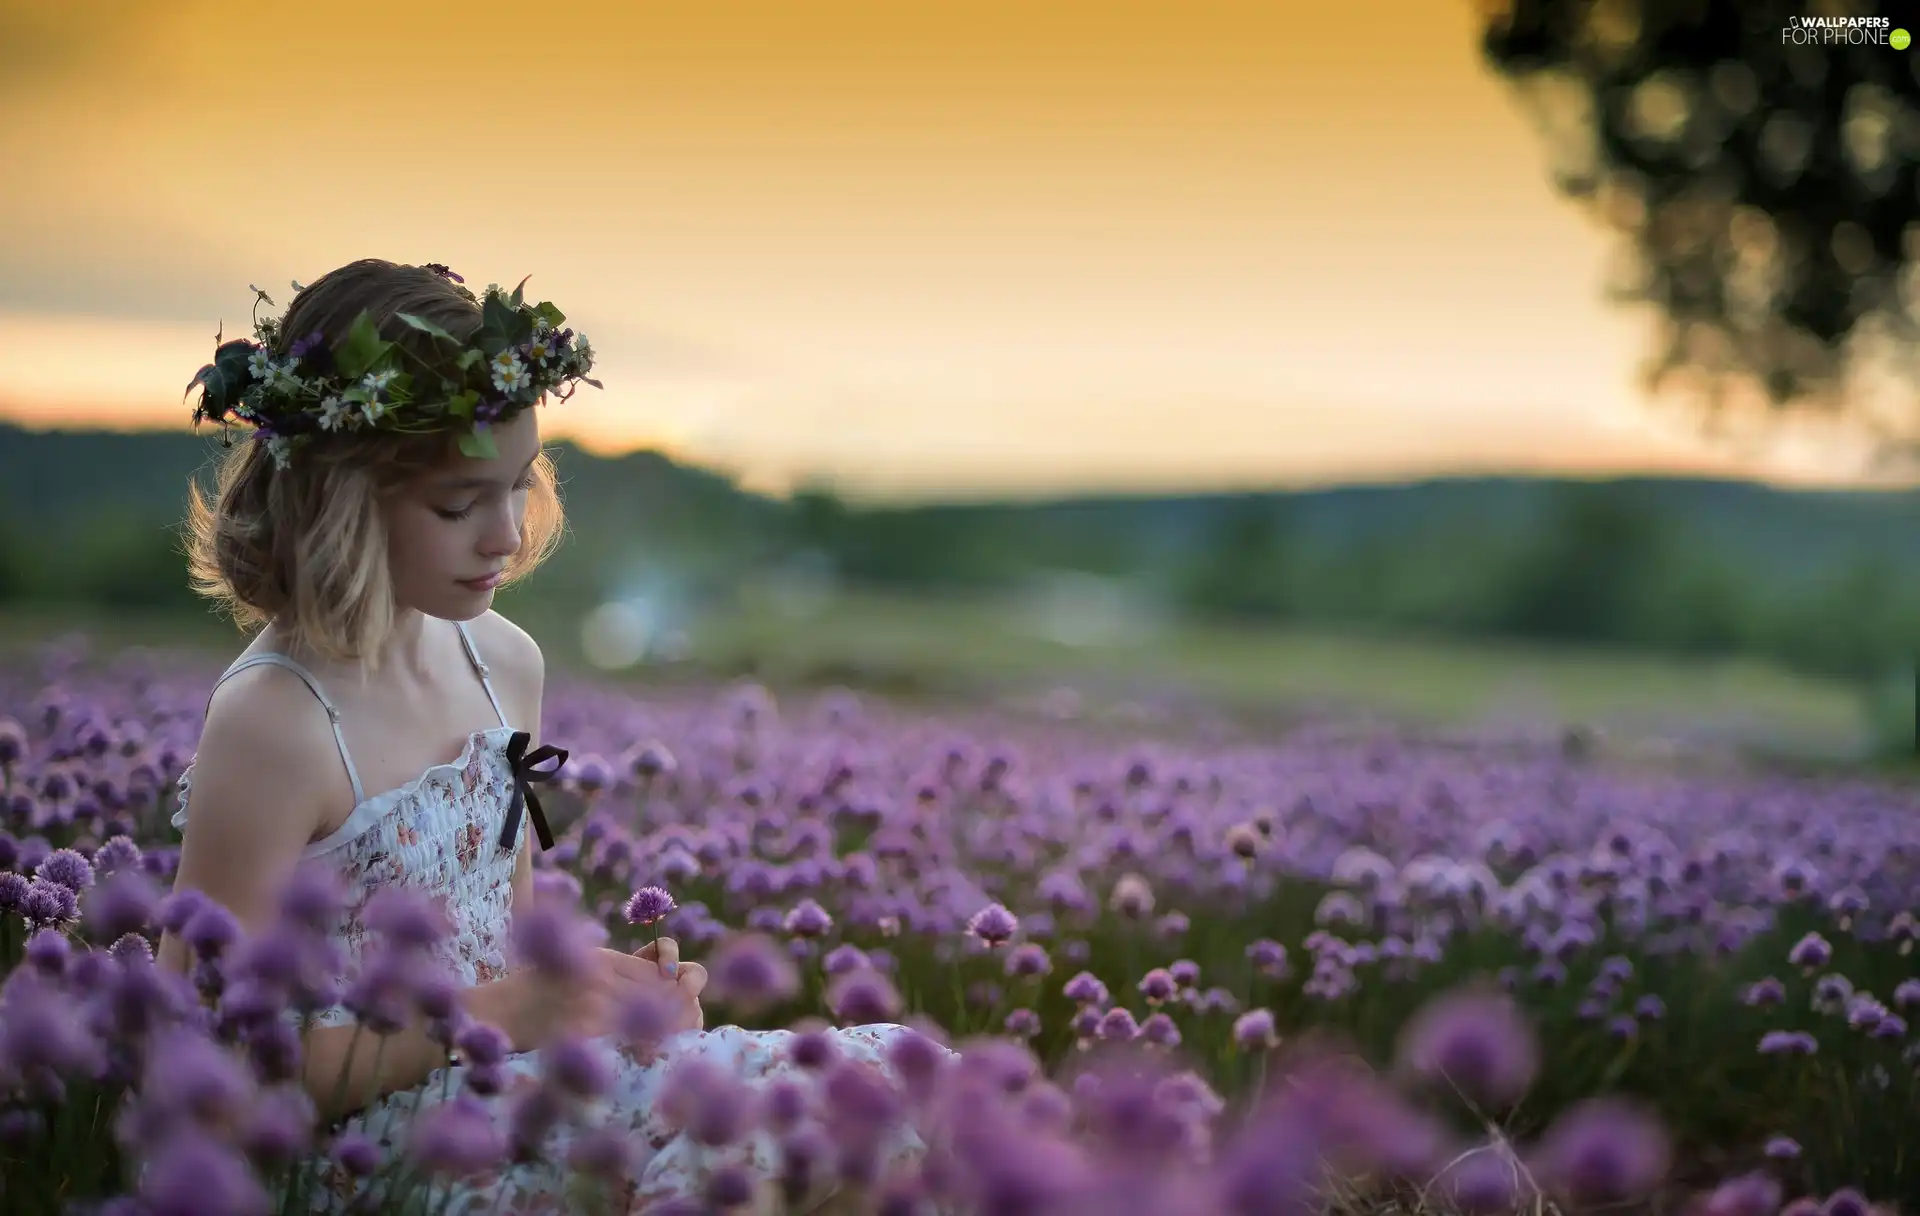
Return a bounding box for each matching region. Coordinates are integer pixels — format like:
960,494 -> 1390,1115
3,413 -> 1913,505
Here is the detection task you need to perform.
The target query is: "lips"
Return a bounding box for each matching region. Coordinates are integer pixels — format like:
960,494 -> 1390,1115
460,571 -> 504,590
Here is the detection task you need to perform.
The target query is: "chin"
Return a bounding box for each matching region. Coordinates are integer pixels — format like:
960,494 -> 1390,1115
413,590 -> 493,621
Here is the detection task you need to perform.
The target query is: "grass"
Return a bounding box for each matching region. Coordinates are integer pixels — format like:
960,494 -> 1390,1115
0,589 -> 1878,764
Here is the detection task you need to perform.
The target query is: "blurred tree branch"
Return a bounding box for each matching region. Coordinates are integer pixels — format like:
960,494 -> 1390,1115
1479,0 -> 1920,470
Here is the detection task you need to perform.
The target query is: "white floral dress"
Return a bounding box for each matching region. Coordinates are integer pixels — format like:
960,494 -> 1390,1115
172,622 -> 935,1214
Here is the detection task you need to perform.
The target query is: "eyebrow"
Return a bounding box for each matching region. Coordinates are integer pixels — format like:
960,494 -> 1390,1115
436,454 -> 537,492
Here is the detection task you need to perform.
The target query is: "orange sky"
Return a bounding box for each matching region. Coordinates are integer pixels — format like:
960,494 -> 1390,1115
0,0 -> 1903,501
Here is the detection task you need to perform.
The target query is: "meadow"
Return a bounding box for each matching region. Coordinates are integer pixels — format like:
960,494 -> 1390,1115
0,609 -> 1916,1215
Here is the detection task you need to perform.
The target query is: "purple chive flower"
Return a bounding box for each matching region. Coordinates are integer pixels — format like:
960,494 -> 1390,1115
1789,932 -> 1832,970
1892,979 -> 1920,1009
1097,1007 -> 1140,1042
1758,1031 -> 1820,1057
1140,1012 -> 1181,1047
1138,968 -> 1178,1004
784,898 -> 833,939
706,1165 -> 755,1208
110,932 -> 154,965
1247,939 -> 1289,975
455,1022 -> 510,1068
786,1022 -> 839,1070
25,928 -> 70,975
1169,959 -> 1200,987
1824,1189 -> 1871,1216
240,1086 -> 314,1166
0,975 -> 95,1085
1066,1005 -> 1103,1040
623,885 -> 675,926
93,835 -> 143,876
822,944 -> 870,976
1005,1007 -> 1043,1039
660,1058 -> 754,1147
1699,1172 -> 1783,1216
85,868 -> 161,942
828,968 -> 902,1024
1530,1097 -> 1671,1204
182,901 -> 239,959
139,1131 -> 272,1216
762,1078 -> 812,1133
364,887 -> 452,950
23,877 -> 78,928
1633,994 -> 1666,1021
1742,977 -> 1786,1007
1110,873 -> 1155,919
1233,1008 -> 1279,1050
1063,971 -> 1109,1006
1764,1135 -> 1802,1160
1004,943 -> 1051,979
510,900 -> 605,980
544,1037 -> 612,1100
407,1094 -> 506,1176
0,716 -> 23,765
1396,988 -> 1540,1107
0,871 -> 28,914
967,902 -> 1019,946
332,1130 -> 381,1177
707,932 -> 801,1012
140,1026 -> 255,1124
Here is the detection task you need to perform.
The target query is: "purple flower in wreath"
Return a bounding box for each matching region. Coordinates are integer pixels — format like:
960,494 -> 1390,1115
423,263 -> 466,284
287,329 -> 331,372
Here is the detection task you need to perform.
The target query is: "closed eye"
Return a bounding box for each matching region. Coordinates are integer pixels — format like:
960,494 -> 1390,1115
437,472 -> 536,521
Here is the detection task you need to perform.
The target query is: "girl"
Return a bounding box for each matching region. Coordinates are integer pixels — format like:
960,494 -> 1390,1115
159,258 -> 938,1212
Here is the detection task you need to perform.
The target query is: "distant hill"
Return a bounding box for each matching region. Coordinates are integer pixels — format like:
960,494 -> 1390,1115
4,422 -> 1919,589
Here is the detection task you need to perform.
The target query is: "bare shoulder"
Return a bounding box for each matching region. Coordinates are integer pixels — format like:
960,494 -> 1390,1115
467,611 -> 545,731
469,609 -> 544,685
168,662 -> 344,928
191,663 -> 346,828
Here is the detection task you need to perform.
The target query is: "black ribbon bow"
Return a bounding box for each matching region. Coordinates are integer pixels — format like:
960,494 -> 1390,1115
500,729 -> 566,853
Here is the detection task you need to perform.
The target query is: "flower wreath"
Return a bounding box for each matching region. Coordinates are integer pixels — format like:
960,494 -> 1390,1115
183,264 -> 602,469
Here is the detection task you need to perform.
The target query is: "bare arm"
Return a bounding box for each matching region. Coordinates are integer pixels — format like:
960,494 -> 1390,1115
156,670 -> 534,1121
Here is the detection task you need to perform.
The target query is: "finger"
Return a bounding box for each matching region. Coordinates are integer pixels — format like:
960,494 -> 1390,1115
598,950 -> 664,986
649,937 -> 680,978
676,961 -> 708,997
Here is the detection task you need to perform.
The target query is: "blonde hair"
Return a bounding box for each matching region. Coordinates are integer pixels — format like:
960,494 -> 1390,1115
182,259 -> 566,671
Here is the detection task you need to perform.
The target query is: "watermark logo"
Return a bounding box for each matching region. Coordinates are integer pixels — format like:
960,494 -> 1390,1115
1783,15 -> 1903,47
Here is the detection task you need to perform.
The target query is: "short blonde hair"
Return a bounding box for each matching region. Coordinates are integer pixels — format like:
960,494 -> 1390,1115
182,259 -> 566,671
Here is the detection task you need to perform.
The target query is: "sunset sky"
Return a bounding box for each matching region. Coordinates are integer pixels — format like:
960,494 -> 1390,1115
0,0 -> 1902,502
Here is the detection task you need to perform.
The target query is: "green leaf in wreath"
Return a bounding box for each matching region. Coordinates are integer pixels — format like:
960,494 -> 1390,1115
394,312 -> 461,345
335,311 -> 393,381
457,349 -> 485,371
457,426 -> 499,460
446,389 -> 479,420
481,291 -> 517,340
533,302 -> 565,328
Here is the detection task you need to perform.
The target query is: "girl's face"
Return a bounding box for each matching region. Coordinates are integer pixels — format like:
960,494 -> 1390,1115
384,408 -> 543,621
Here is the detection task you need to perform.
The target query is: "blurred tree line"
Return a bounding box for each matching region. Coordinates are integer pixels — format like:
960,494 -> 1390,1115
4,422 -> 1920,686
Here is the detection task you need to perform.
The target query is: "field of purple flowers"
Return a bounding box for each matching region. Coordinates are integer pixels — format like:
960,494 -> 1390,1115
0,633 -> 1917,1215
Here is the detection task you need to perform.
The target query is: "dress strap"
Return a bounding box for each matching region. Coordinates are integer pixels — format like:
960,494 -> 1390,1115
203,653 -> 367,806
455,620 -> 512,729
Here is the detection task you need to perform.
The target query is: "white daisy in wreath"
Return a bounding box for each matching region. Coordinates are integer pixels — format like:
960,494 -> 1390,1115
491,350 -> 531,393
317,395 -> 353,431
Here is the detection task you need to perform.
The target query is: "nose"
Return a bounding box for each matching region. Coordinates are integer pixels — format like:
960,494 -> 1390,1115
480,497 -> 523,560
